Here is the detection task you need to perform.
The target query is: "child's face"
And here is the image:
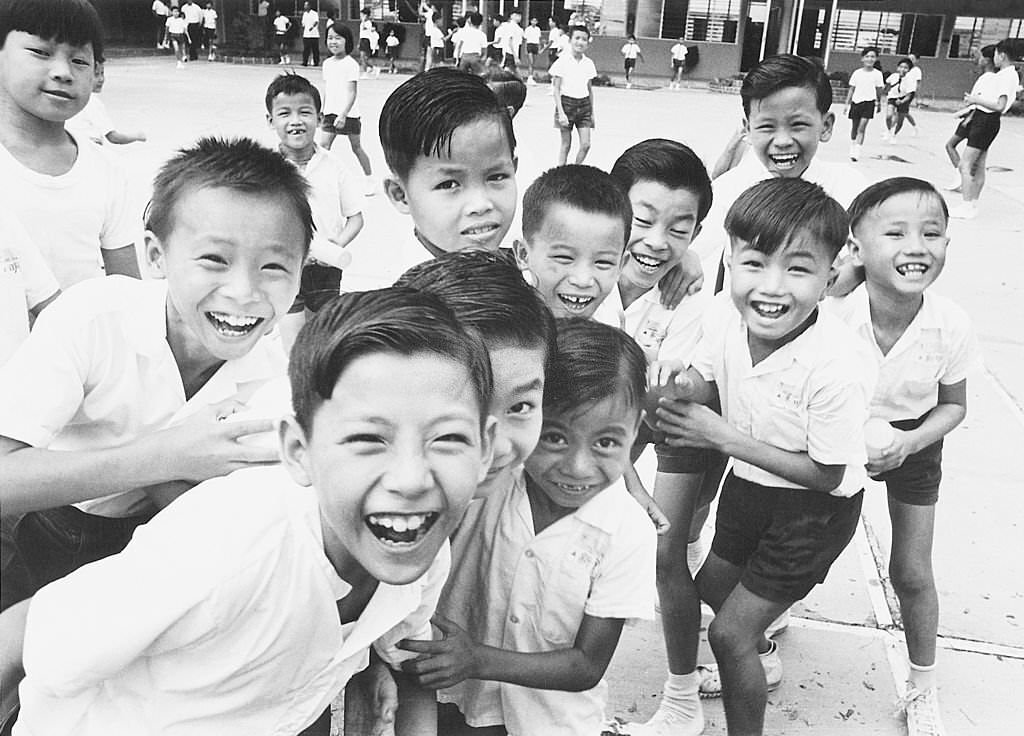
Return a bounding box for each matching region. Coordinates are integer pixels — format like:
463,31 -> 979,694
744,86 -> 834,178
525,393 -> 639,510
620,180 -> 702,293
850,192 -> 949,299
897,62 -> 910,76
386,117 -> 517,253
0,31 -> 95,124
477,341 -> 546,498
729,235 -> 834,354
281,352 -> 494,584
91,63 -> 105,93
861,50 -> 877,68
326,28 -> 348,56
514,204 -> 626,320
268,92 -> 320,155
146,187 -> 304,364
570,30 -> 589,53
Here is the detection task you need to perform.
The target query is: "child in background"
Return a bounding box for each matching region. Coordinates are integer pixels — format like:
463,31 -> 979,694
403,318 -> 657,736
358,7 -> 374,74
273,9 -> 291,64
165,5 -> 190,67
380,68 -> 518,280
651,178 -> 874,734
0,0 -> 141,289
524,16 -> 542,82
66,61 -> 147,145
943,45 -> 997,193
0,213 -> 59,367
620,34 -> 643,87
669,37 -> 688,89
424,11 -> 445,70
385,28 -> 400,73
513,164 -> 632,321
202,1 -> 216,60
454,11 -> 487,74
882,58 -> 915,141
551,24 -> 597,165
832,178 -> 978,736
320,24 -> 375,195
265,74 -> 364,351
14,288 -> 494,735
844,46 -> 884,161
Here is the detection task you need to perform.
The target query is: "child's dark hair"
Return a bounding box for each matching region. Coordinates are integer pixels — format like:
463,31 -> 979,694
0,0 -> 104,61
861,46 -> 879,56
289,287 -> 493,433
979,44 -> 996,62
145,137 -> 314,255
740,54 -> 832,117
847,177 -> 948,235
482,68 -> 528,117
544,318 -> 646,419
522,165 -> 633,248
466,11 -> 482,26
725,178 -> 847,260
264,73 -> 322,114
396,250 -> 556,370
379,68 -> 516,181
897,57 -> 913,69
327,23 -> 354,55
610,139 -> 714,224
994,38 -> 1015,58
568,24 -> 589,38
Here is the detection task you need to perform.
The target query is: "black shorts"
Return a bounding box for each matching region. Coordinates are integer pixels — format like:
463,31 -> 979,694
960,110 -> 1001,151
672,59 -> 686,70
887,91 -> 915,114
848,100 -> 876,120
321,114 -> 361,135
385,47 -> 396,59
526,42 -> 539,54
873,413 -> 943,506
289,262 -> 343,313
359,37 -> 371,55
624,58 -> 636,71
502,52 -> 516,68
556,95 -> 593,129
488,44 -> 503,62
711,472 -> 863,604
634,421 -> 708,474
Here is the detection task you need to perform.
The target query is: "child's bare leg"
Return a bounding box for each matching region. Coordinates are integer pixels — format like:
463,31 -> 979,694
888,497 -> 938,672
575,127 -> 592,164
944,135 -> 964,168
557,128 -> 572,166
959,147 -> 986,202
348,132 -> 373,176
856,118 -> 869,145
319,128 -> 337,150
894,109 -> 907,135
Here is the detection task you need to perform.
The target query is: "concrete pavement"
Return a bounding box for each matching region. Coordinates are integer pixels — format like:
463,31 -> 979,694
95,57 -> 1024,734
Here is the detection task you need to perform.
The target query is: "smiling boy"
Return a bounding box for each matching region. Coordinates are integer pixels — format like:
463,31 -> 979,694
14,288 -> 496,735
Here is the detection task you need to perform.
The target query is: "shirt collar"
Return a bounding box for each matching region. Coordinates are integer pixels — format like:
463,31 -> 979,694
741,308 -> 828,376
516,473 -> 630,536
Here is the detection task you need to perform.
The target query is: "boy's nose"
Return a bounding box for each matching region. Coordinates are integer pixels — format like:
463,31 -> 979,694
567,264 -> 596,287
643,226 -> 669,251
221,269 -> 262,303
48,56 -> 74,82
464,185 -> 495,216
759,266 -> 786,294
383,449 -> 433,496
564,446 -> 594,479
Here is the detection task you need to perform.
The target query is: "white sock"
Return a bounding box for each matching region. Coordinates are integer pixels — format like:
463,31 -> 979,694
658,671 -> 701,721
908,661 -> 936,692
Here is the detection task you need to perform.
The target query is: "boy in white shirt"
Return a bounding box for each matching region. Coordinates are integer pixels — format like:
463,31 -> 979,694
300,0 -> 319,65
499,10 -> 524,71
651,178 -> 874,733
454,11 -> 487,74
831,178 -> 978,736
550,24 -> 597,164
320,24 -> 375,195
844,46 -> 884,161
403,318 -> 656,736
424,12 -> 444,70
882,57 -> 915,141
273,8 -> 291,64
15,288 -> 496,736
620,34 -> 643,87
202,1 -> 217,60
669,37 -> 688,89
524,16 -> 542,81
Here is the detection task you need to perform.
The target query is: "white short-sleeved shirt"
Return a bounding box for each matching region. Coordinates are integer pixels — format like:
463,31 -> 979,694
438,473 -> 656,736
886,72 -> 911,100
1,214 -> 59,367
181,1 -> 202,23
0,133 -> 136,290
621,42 -> 640,59
966,71 -> 998,113
426,23 -> 444,48
203,7 -> 217,29
499,21 -> 523,54
994,65 -> 1021,113
166,15 -> 188,34
594,284 -> 708,364
0,277 -> 286,517
322,54 -> 361,118
904,65 -> 922,92
549,53 -> 596,99
691,294 -> 875,496
849,67 -> 884,103
65,94 -> 114,145
827,287 -> 980,422
455,26 -> 487,55
359,18 -> 374,39
17,466 -> 447,736
273,15 -> 290,34
299,145 -> 362,261
671,43 -> 688,61
301,8 -> 318,37
524,25 -> 541,45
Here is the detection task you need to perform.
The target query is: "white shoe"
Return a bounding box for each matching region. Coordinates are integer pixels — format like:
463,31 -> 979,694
910,125 -> 920,137
176,61 -> 184,69
618,707 -> 705,736
942,175 -> 962,192
897,687 -> 946,736
698,640 -> 782,698
949,202 -> 978,220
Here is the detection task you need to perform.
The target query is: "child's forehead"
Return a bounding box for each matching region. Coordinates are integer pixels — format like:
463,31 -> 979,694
747,86 -> 823,120
860,192 -> 947,226
271,91 -> 318,109
547,393 -> 639,429
12,31 -> 94,54
736,232 -> 833,262
535,204 -> 623,240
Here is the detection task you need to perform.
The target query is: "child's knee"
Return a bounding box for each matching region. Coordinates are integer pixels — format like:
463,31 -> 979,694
889,558 -> 934,597
707,616 -> 751,657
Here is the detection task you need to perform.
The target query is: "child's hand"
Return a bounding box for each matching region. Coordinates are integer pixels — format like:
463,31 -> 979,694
658,249 -> 704,308
398,615 -> 481,690
345,657 -> 399,736
655,399 -> 733,451
865,428 -> 911,476
557,111 -> 569,127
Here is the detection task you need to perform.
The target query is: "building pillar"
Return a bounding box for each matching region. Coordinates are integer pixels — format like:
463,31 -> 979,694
633,0 -> 663,38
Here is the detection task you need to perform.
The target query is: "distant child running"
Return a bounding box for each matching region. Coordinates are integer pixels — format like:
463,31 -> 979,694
404,318 -> 657,736
320,24 -> 375,195
550,25 -> 597,164
669,37 -> 688,89
620,34 -> 643,87
273,8 -> 291,64
358,7 -> 376,75
384,28 -> 400,73
831,177 -> 978,736
454,11 -> 487,74
882,58 -> 915,141
165,5 -> 190,67
845,46 -> 884,161
524,16 -> 542,82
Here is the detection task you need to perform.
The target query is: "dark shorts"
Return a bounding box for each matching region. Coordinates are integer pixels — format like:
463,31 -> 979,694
673,59 -> 686,70
385,47 -> 396,59
502,52 -> 516,68
289,262 -> 342,313
526,42 -> 539,54
458,52 -> 482,74
1,505 -> 152,611
888,91 -> 915,114
960,110 -> 1001,151
548,48 -> 559,64
359,37 -> 371,54
634,421 -> 708,475
711,472 -> 863,604
624,58 -> 636,71
321,113 -> 362,135
488,44 -> 503,62
848,100 -> 876,121
556,95 -> 593,129
873,413 -> 943,506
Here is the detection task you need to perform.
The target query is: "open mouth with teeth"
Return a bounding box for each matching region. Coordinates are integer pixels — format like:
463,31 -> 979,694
206,311 -> 265,337
554,481 -> 596,496
630,253 -> 666,274
896,263 -> 928,277
461,223 -> 500,239
751,301 -> 789,319
768,152 -> 800,171
556,293 -> 595,313
366,512 -> 439,545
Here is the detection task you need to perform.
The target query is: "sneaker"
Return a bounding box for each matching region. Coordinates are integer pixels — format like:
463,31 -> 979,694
897,687 -> 946,736
698,640 -> 782,698
616,707 -> 705,736
765,608 -> 791,638
949,202 -> 978,220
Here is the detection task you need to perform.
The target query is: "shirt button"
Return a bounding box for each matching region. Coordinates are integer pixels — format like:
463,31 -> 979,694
509,614 -> 519,624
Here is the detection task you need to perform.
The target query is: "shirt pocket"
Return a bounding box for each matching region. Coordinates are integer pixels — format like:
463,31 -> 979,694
538,544 -> 598,646
756,367 -> 811,452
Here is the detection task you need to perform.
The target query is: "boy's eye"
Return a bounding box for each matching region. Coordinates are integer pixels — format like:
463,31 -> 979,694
72,57 -> 91,67
633,217 -> 652,228
884,230 -> 904,238
670,228 -> 691,239
507,401 -> 535,417
199,254 -> 228,266
595,437 -> 621,450
435,432 -> 472,446
262,262 -> 291,273
788,265 -> 811,274
596,259 -> 618,269
488,171 -> 511,183
539,431 -> 567,446
344,433 -> 386,446
434,180 -> 459,191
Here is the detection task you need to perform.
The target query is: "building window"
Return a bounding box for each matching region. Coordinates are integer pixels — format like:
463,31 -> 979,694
948,16 -> 1024,59
685,0 -> 740,44
830,9 -> 902,55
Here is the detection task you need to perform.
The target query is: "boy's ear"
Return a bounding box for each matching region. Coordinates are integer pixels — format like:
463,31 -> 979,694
279,416 -> 314,487
819,111 -> 835,142
476,416 -> 498,485
511,238 -> 531,270
847,234 -> 864,267
144,230 -> 168,279
823,265 -> 839,299
383,176 -> 411,215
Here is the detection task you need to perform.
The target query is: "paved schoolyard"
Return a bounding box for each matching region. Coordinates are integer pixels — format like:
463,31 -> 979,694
97,56 -> 1024,734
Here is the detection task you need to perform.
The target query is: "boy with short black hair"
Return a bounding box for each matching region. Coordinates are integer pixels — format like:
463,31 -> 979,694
652,178 -> 874,735
550,24 -> 596,164
379,68 -> 518,281
845,46 -> 884,161
620,34 -> 643,87
402,317 -> 657,736
513,164 -> 632,321
454,11 -> 487,74
0,0 -> 140,289
15,288 -> 496,735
